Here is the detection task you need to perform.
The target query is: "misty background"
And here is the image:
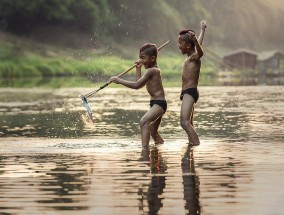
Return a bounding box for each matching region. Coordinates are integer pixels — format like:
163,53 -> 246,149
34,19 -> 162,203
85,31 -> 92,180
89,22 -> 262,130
1,0 -> 283,50
0,0 -> 283,82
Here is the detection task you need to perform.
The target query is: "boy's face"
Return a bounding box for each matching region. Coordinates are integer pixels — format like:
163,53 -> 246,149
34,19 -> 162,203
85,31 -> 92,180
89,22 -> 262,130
139,52 -> 155,69
178,35 -> 190,55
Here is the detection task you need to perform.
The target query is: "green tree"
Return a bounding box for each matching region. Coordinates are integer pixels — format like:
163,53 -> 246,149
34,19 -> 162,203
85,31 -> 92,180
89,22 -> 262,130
0,0 -> 113,34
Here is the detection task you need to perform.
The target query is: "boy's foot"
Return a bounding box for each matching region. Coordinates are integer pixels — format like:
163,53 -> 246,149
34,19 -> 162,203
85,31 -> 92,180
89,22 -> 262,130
142,145 -> 149,150
141,147 -> 150,163
152,133 -> 164,145
188,142 -> 200,146
155,139 -> 164,145
187,141 -> 200,146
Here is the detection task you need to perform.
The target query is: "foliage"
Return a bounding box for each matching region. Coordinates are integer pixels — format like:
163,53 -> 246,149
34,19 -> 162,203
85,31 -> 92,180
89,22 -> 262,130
1,0 -> 283,49
0,0 -> 112,34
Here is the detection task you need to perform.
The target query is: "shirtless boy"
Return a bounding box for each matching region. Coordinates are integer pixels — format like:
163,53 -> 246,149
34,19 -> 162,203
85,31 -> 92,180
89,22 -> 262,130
110,43 -> 167,148
178,20 -> 206,145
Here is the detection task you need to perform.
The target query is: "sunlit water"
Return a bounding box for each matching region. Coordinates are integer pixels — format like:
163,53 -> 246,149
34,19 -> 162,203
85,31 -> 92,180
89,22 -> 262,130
0,86 -> 284,215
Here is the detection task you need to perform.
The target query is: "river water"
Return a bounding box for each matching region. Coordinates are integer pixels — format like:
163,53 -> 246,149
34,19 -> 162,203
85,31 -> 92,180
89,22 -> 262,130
0,86 -> 284,215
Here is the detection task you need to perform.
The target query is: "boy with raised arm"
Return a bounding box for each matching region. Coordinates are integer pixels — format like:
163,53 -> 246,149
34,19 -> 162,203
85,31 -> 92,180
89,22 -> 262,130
178,20 -> 206,146
110,43 -> 167,148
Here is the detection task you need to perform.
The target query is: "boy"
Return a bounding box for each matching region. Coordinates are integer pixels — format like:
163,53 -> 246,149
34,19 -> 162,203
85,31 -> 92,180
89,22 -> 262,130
110,43 -> 167,148
178,20 -> 206,146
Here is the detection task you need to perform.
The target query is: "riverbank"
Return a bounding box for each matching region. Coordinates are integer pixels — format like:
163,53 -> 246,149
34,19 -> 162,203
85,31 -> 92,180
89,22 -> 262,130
0,31 -> 216,80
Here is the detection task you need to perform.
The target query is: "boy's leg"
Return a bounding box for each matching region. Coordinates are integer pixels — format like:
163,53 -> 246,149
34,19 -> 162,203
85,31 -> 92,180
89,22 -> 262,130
190,105 -> 194,126
141,145 -> 150,161
140,105 -> 165,147
149,114 -> 164,144
180,94 -> 200,145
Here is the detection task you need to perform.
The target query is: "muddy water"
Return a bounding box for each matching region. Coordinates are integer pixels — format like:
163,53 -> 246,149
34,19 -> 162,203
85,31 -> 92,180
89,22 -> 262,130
0,86 -> 284,215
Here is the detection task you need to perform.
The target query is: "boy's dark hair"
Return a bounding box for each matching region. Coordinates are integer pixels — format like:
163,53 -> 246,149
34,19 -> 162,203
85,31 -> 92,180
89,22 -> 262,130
179,29 -> 195,48
139,43 -> 157,57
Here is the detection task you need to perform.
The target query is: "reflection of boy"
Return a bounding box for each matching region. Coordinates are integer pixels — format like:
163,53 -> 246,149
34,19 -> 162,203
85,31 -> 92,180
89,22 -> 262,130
140,146 -> 166,214
178,20 -> 206,146
182,145 -> 200,213
110,44 -> 167,148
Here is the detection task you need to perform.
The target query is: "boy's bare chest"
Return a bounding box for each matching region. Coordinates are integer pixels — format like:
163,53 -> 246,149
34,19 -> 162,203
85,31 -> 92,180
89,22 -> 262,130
182,61 -> 200,76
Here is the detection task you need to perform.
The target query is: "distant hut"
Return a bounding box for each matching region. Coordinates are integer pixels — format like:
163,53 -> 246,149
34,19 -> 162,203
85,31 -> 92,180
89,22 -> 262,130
257,50 -> 284,76
223,49 -> 257,70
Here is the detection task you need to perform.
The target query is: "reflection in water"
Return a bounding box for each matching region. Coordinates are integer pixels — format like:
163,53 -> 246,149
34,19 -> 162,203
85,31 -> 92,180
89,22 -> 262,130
197,111 -> 249,141
1,76 -> 284,88
0,85 -> 283,143
182,146 -> 200,215
1,87 -> 284,144
35,154 -> 92,211
1,86 -> 284,214
0,139 -> 284,214
0,154 -> 94,212
140,146 -> 167,215
219,76 -> 284,86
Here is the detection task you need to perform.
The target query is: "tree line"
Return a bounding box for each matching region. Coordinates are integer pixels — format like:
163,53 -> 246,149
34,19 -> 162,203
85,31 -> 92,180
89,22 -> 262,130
0,0 -> 206,45
0,0 -> 283,50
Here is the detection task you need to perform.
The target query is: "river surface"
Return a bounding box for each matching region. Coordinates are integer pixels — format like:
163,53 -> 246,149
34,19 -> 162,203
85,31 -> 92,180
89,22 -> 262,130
0,86 -> 284,215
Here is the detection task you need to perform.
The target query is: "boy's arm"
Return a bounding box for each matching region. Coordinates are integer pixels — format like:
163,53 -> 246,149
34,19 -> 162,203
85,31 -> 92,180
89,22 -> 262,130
135,60 -> 142,81
110,69 -> 153,89
188,31 -> 203,61
197,20 -> 207,46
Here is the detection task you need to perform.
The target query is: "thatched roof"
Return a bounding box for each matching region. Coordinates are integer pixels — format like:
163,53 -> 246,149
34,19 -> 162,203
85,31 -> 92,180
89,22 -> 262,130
223,48 -> 258,58
257,50 -> 284,61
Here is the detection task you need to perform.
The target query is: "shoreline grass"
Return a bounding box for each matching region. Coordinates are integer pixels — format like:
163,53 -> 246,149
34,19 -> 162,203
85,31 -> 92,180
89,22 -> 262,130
0,34 -> 217,80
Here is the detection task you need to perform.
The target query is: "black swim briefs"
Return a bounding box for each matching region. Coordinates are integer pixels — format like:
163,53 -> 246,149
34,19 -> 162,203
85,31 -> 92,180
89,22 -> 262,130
150,100 -> 167,112
180,88 -> 199,103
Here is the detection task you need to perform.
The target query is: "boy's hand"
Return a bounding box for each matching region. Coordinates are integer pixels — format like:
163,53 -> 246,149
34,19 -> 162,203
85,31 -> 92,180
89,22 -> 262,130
187,31 -> 197,41
201,20 -> 207,30
110,76 -> 120,84
135,60 -> 143,69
